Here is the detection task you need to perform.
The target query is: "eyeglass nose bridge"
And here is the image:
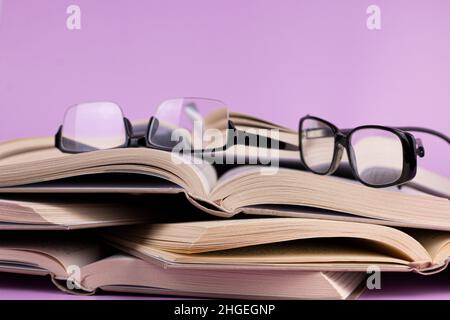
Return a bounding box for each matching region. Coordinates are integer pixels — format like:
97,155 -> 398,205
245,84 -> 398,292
335,133 -> 348,146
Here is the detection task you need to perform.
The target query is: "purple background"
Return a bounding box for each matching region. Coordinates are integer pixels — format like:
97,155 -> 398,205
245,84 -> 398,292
0,0 -> 449,176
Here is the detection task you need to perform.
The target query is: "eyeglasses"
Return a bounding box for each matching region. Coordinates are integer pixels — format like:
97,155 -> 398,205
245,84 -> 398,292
298,115 -> 450,188
55,98 -> 295,154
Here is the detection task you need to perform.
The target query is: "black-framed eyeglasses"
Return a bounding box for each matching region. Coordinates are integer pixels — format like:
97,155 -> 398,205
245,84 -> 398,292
299,115 -> 450,188
55,98 -> 296,154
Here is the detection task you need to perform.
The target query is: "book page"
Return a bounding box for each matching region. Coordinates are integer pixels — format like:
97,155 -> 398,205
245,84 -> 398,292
0,233 -> 107,275
209,166 -> 450,230
0,137 -> 217,198
405,229 -> 450,266
0,192 -> 205,227
82,254 -> 364,299
104,218 -> 431,266
229,111 -> 294,132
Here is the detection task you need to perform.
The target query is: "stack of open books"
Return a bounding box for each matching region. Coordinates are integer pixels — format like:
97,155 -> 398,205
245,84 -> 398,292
0,112 -> 449,299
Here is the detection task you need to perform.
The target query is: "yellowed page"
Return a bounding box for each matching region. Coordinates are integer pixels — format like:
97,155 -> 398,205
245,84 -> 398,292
109,218 -> 429,263
0,235 -> 105,273
0,137 -> 216,198
210,167 -> 450,230
405,230 -> 450,266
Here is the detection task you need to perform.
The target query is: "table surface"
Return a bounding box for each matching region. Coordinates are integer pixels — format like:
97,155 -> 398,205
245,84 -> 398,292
1,270 -> 450,300
360,270 -> 450,300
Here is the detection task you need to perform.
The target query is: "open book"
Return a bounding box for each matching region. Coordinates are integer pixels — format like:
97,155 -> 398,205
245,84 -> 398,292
102,218 -> 450,275
0,113 -> 449,231
0,232 -> 365,299
0,193 -> 203,229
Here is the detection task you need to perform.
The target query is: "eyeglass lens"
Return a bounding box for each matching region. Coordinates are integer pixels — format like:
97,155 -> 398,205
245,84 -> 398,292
300,118 -> 336,174
61,102 -> 127,152
301,118 -> 406,186
348,128 -> 404,186
148,98 -> 229,151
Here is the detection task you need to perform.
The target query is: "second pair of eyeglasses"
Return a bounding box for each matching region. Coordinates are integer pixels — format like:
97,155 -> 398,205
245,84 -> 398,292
299,115 -> 449,188
55,97 -> 293,155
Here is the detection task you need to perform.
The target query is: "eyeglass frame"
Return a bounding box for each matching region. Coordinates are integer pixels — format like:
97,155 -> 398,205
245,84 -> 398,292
298,115 -> 431,188
55,101 -> 299,154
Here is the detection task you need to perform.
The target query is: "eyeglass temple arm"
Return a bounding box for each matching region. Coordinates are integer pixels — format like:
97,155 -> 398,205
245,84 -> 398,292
341,127 -> 450,144
228,121 -> 298,150
394,127 -> 450,144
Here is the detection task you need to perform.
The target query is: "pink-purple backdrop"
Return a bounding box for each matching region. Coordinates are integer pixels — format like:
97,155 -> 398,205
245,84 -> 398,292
0,0 -> 448,176
0,0 -> 450,301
